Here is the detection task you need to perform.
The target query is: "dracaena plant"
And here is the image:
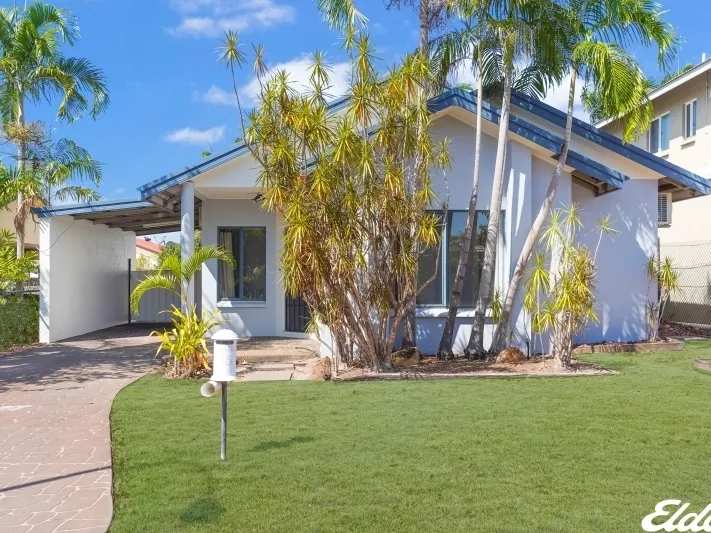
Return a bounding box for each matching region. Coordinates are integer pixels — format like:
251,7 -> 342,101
523,204 -> 617,369
645,256 -> 680,342
218,30 -> 451,371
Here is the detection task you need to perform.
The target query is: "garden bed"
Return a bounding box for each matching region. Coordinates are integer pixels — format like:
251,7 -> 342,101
573,338 -> 684,354
333,356 -> 615,381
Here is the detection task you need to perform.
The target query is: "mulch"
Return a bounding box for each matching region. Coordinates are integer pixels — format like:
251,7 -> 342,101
660,322 -> 711,339
334,355 -> 611,380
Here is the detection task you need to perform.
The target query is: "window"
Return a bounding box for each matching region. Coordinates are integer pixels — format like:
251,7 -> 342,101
218,228 -> 266,301
417,210 -> 499,307
649,113 -> 670,153
684,99 -> 697,139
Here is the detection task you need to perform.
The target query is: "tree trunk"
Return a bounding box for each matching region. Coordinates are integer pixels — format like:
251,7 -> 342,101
419,0 -> 429,54
437,50 -> 484,360
401,0 -> 431,352
490,66 -> 578,353
465,58 -> 514,358
15,93 -> 26,297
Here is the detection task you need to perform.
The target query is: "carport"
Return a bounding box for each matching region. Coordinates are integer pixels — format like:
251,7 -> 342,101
34,189 -> 200,343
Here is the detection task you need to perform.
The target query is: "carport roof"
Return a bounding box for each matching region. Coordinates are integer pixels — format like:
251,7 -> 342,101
33,198 -> 200,236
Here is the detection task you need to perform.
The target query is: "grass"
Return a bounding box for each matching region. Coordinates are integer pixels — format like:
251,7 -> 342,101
110,342 -> 711,532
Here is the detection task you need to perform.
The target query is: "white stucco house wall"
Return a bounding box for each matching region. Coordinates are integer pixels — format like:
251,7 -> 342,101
33,89 -> 710,352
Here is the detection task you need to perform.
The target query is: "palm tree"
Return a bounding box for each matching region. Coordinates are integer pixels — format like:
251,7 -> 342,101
463,0 -> 566,358
489,0 -> 677,353
131,245 -> 235,315
430,12 -> 491,359
0,228 -> 36,291
0,3 -> 109,264
0,135 -> 103,220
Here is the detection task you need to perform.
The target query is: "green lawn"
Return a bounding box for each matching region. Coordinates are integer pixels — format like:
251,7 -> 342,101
110,342 -> 711,532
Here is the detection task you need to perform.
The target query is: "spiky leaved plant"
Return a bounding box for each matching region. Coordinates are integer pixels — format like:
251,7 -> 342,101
218,30 -> 451,371
645,256 -> 681,342
523,204 -> 616,369
131,246 -> 235,377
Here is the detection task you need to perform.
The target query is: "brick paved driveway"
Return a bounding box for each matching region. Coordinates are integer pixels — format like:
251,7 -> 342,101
0,325 -> 159,533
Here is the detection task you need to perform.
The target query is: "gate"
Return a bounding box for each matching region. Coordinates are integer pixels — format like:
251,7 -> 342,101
285,294 -> 310,333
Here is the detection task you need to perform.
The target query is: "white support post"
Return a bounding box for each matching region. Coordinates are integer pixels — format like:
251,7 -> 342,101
181,181 -> 195,312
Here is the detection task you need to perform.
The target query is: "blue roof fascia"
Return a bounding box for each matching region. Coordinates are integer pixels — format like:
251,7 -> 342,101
510,91 -> 710,194
32,199 -> 153,219
137,94 -> 353,200
430,89 -> 627,189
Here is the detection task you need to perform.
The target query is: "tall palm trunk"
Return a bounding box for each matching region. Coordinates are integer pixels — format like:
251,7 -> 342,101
400,0 -> 430,351
14,92 -> 26,297
437,47 -> 484,359
465,57 -> 514,358
490,65 -> 577,353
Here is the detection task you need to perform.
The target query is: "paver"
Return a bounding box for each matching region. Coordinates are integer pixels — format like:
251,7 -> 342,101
0,325 -> 157,533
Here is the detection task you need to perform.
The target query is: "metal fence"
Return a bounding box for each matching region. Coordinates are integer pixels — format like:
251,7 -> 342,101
660,240 -> 711,326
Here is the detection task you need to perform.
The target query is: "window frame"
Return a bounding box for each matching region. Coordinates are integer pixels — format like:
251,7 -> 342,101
416,209 -> 505,309
648,112 -> 670,154
683,99 -> 697,140
217,226 -> 267,303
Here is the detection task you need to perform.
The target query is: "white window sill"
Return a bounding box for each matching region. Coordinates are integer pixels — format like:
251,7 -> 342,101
681,137 -> 696,147
217,300 -> 267,309
654,149 -> 670,158
416,306 -> 492,318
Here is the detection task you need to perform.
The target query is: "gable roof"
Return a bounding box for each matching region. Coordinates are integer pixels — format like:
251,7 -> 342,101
137,87 -> 707,201
138,95 -> 352,200
136,238 -> 162,254
430,89 -> 628,191
510,91 -> 710,196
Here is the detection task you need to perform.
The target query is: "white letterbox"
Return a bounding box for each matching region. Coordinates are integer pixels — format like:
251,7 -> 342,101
210,329 -> 239,382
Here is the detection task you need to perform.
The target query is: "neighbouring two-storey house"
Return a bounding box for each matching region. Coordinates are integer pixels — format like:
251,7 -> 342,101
597,56 -> 711,324
597,55 -> 711,240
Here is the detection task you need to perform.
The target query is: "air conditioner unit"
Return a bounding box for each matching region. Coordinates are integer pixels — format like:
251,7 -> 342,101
658,193 -> 672,226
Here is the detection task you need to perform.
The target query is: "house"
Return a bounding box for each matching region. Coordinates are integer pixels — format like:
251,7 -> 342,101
0,200 -> 39,250
135,237 -> 162,269
32,89 -> 710,353
596,55 -> 711,241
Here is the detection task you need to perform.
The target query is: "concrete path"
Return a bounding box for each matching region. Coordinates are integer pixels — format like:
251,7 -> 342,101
0,325 -> 158,533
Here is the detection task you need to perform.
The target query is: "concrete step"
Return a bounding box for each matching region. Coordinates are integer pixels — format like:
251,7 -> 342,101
241,370 -> 293,382
238,353 -> 315,363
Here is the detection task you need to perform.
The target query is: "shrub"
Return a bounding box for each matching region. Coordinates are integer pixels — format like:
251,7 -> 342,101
0,296 -> 38,350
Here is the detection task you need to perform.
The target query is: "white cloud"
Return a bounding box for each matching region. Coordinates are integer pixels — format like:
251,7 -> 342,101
168,0 -> 295,37
543,74 -> 589,121
239,54 -> 351,105
197,85 -> 238,106
164,125 -> 226,146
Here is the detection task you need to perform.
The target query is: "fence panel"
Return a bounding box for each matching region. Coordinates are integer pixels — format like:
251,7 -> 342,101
660,240 -> 711,326
130,270 -> 201,322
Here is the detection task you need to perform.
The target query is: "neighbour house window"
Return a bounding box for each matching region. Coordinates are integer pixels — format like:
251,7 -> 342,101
218,228 -> 266,301
417,210 -> 502,307
684,99 -> 697,139
649,113 -> 670,153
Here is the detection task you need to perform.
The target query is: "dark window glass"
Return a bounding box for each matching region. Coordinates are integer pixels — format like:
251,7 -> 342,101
416,214 -> 444,306
446,211 -> 489,307
243,229 -> 266,300
650,118 -> 660,153
218,228 -> 266,301
416,210 -> 494,306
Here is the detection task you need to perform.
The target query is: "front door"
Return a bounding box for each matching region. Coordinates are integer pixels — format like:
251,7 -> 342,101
285,294 -> 310,333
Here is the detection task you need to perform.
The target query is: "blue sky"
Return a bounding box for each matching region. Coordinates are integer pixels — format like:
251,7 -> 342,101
28,0 -> 711,204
